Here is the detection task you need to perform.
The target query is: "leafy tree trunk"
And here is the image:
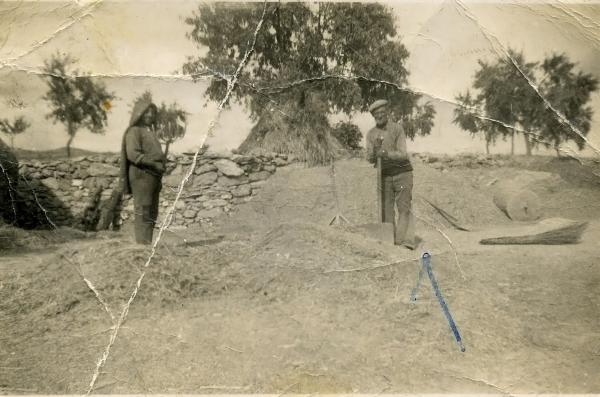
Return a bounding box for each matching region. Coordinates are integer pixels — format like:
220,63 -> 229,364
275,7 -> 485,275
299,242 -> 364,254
485,139 -> 490,155
66,122 -> 75,158
523,134 -> 532,156
555,143 -> 561,157
510,131 -> 515,155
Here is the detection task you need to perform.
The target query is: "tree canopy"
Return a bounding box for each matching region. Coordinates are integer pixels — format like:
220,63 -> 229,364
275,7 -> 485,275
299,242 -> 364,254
332,121 -> 362,150
183,2 -> 435,163
454,49 -> 597,155
0,116 -> 30,148
42,53 -> 115,157
538,54 -> 598,153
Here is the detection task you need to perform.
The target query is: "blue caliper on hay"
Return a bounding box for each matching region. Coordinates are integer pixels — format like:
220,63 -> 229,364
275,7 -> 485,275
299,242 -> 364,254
410,252 -> 466,352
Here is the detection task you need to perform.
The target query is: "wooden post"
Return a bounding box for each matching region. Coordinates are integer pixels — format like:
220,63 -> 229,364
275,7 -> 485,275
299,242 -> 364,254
377,155 -> 383,223
376,135 -> 385,223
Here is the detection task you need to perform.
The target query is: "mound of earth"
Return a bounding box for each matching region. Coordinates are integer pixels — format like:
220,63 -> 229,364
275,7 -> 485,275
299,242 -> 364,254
5,155 -> 597,324
0,224 -> 88,251
3,155 -> 600,394
214,158 -> 511,241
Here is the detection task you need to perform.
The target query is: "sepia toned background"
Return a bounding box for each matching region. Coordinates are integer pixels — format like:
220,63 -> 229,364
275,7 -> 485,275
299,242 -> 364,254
1,0 -> 599,155
2,1 -> 600,395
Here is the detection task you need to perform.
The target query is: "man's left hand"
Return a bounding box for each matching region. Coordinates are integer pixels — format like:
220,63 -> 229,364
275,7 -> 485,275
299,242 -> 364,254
376,148 -> 388,159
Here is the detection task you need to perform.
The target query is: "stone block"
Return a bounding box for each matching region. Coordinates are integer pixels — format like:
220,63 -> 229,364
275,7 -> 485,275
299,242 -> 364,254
217,175 -> 249,187
192,171 -> 218,187
88,162 -> 119,177
232,185 -> 252,197
215,159 -> 245,177
196,207 -> 223,219
249,171 -> 271,182
194,163 -> 217,175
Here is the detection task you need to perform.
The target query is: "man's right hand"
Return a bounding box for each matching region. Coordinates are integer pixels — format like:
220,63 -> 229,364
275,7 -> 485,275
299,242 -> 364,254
152,161 -> 166,174
139,157 -> 165,174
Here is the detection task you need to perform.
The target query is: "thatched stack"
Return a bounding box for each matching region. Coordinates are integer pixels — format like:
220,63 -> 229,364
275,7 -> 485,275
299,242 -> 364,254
237,96 -> 347,166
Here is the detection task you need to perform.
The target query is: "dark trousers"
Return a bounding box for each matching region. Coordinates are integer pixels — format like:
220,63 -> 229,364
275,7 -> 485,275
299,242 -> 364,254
382,171 -> 415,247
129,167 -> 161,245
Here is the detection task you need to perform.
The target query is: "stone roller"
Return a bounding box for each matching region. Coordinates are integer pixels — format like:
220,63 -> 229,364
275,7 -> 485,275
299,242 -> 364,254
492,180 -> 542,222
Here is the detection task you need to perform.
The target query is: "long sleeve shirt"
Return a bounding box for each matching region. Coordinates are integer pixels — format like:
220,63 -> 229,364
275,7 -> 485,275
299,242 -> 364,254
365,121 -> 413,176
125,126 -> 165,168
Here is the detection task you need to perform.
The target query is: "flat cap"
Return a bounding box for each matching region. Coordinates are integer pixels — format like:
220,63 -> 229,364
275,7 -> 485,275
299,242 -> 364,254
369,99 -> 389,113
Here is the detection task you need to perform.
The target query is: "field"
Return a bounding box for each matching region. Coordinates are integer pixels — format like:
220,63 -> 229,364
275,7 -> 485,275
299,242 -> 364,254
1,154 -> 600,394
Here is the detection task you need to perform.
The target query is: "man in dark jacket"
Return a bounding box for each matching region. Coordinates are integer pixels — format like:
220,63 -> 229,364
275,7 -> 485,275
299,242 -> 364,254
120,98 -> 166,244
365,99 -> 416,250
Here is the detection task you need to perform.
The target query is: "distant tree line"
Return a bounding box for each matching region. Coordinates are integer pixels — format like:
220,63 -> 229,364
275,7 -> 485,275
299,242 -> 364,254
3,7 -> 597,160
454,49 -> 598,156
0,53 -> 190,158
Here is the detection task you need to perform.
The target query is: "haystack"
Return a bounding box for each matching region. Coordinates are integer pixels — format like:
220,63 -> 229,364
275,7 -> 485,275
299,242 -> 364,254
237,97 -> 347,166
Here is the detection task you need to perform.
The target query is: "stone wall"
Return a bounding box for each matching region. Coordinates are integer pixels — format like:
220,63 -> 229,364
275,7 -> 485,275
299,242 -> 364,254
17,151 -> 290,229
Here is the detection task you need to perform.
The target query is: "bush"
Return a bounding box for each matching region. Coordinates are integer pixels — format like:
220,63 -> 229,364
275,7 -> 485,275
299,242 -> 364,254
332,121 -> 362,150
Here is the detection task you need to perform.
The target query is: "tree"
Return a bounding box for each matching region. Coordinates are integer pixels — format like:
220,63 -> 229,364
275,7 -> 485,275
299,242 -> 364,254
453,92 -> 497,154
156,102 -> 188,157
42,53 -> 115,157
455,49 -> 597,156
133,91 -> 189,157
537,54 -> 598,156
331,121 -> 362,150
454,49 -> 540,155
183,3 -> 435,164
0,116 -> 30,148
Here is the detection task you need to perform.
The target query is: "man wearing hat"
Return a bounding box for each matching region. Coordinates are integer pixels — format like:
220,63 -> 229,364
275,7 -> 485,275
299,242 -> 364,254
366,99 -> 416,249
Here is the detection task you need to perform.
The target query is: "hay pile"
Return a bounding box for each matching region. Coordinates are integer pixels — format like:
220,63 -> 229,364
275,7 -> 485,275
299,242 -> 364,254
219,159 -> 509,240
335,159 -> 510,228
238,97 -> 347,166
0,237 -> 251,321
5,156 -> 591,324
0,224 -> 88,251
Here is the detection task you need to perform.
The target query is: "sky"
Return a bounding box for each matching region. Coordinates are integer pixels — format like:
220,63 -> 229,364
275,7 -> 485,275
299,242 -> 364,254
0,0 -> 599,155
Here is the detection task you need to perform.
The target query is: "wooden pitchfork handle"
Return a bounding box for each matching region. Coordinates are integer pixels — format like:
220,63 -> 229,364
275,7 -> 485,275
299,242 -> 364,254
377,153 -> 383,224
376,136 -> 384,223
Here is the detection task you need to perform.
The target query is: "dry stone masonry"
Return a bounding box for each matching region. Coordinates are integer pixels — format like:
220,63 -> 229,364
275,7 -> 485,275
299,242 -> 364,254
18,151 -> 290,229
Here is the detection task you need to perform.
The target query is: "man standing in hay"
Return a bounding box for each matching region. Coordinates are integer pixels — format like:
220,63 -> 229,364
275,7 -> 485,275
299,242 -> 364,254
120,97 -> 166,245
366,99 -> 416,250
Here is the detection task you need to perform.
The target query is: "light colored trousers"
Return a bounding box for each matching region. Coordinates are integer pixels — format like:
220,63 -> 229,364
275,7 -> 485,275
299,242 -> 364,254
381,171 -> 416,247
